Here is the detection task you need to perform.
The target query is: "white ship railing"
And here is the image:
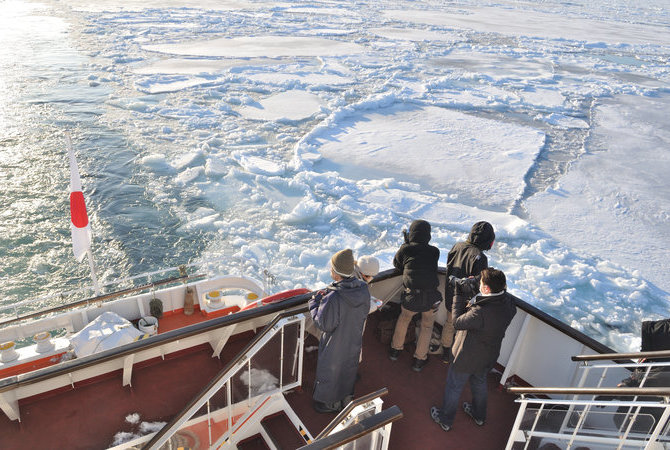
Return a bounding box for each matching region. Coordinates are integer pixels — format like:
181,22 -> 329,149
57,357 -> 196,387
303,406 -> 402,450
0,255 -> 279,321
0,295 -> 312,423
123,310 -> 401,450
506,351 -> 670,450
141,310 -> 308,449
307,387 -> 399,450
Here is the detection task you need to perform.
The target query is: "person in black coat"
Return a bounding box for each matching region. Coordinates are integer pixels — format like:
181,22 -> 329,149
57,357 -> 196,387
389,219 -> 443,372
309,249 -> 370,413
435,221 -> 495,363
430,268 -> 516,431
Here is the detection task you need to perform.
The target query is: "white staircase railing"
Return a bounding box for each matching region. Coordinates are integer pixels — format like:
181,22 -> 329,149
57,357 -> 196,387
506,351 -> 670,450
215,389 -> 313,448
298,388 -> 401,450
140,311 -> 308,449
310,388 -> 393,450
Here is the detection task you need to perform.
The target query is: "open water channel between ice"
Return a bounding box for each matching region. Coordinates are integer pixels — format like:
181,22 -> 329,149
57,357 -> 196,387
1,0 -> 669,351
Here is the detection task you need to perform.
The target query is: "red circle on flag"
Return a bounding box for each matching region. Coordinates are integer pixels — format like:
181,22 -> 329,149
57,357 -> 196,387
70,191 -> 89,228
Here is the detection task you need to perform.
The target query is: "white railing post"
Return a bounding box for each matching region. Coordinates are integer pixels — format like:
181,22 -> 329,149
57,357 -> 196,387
567,401 -> 590,449
619,365 -> 654,433
500,314 -> 530,386
524,402 -> 545,450
296,315 -> 305,384
508,357 -> 670,450
227,381 -> 232,440
559,362 -> 591,435
247,358 -> 252,405
644,400 -> 670,449
506,400 -> 528,450
280,326 -> 285,388
596,366 -> 609,389
207,399 -> 212,447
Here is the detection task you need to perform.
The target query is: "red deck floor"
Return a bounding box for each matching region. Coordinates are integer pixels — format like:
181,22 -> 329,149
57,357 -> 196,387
286,312 -> 519,450
0,310 -> 519,449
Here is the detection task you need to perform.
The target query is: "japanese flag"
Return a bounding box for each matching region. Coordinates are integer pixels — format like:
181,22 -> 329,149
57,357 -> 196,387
66,135 -> 92,261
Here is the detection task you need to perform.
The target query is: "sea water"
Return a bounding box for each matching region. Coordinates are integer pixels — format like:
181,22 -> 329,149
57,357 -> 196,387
1,0 -> 669,351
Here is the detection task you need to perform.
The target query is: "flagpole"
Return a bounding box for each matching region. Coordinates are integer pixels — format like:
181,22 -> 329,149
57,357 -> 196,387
86,248 -> 101,296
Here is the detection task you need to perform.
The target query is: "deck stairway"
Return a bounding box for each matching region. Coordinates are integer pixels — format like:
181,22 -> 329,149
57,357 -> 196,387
505,350 -> 670,449
231,389 -> 400,450
119,308 -> 402,449
237,410 -> 306,450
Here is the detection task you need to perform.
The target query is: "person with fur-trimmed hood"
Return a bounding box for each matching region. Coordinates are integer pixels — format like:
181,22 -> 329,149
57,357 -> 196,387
309,249 -> 371,413
389,219 -> 443,372
434,221 -> 495,363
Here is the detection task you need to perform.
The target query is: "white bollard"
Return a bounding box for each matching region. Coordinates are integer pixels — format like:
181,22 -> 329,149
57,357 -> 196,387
0,341 -> 20,363
34,332 -> 55,353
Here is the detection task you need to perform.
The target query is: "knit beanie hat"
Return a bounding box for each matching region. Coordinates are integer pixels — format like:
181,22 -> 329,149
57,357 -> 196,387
357,255 -> 380,277
331,249 -> 355,277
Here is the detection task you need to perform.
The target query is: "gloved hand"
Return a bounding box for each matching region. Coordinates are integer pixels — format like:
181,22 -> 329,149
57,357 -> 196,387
311,290 -> 326,302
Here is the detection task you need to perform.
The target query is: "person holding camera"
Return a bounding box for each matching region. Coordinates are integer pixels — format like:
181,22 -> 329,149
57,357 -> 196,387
430,268 -> 516,431
434,220 -> 495,363
389,219 -> 443,372
309,249 -> 371,413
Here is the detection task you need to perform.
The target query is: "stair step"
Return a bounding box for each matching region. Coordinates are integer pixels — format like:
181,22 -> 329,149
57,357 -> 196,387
262,411 -> 308,449
236,433 -> 271,450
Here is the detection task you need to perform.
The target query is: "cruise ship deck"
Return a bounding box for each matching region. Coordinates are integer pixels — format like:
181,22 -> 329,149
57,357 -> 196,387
0,308 -> 519,449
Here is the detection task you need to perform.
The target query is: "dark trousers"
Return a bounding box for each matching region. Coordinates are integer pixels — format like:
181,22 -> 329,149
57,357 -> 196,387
437,366 -> 488,426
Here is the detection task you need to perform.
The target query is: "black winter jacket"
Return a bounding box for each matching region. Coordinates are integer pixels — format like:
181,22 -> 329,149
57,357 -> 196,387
393,220 -> 442,312
450,276 -> 516,374
444,221 -> 495,310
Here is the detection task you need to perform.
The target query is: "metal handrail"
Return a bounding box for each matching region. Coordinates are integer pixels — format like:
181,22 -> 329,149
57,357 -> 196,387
0,257 -> 232,312
0,273 -> 205,328
512,398 -> 667,408
572,350 -> 670,362
315,388 -> 389,440
143,306 -> 309,449
507,386 -> 670,397
574,361 -> 670,370
506,387 -> 670,450
297,405 -> 403,450
0,254 -> 262,318
0,293 -> 312,393
380,267 -> 616,357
